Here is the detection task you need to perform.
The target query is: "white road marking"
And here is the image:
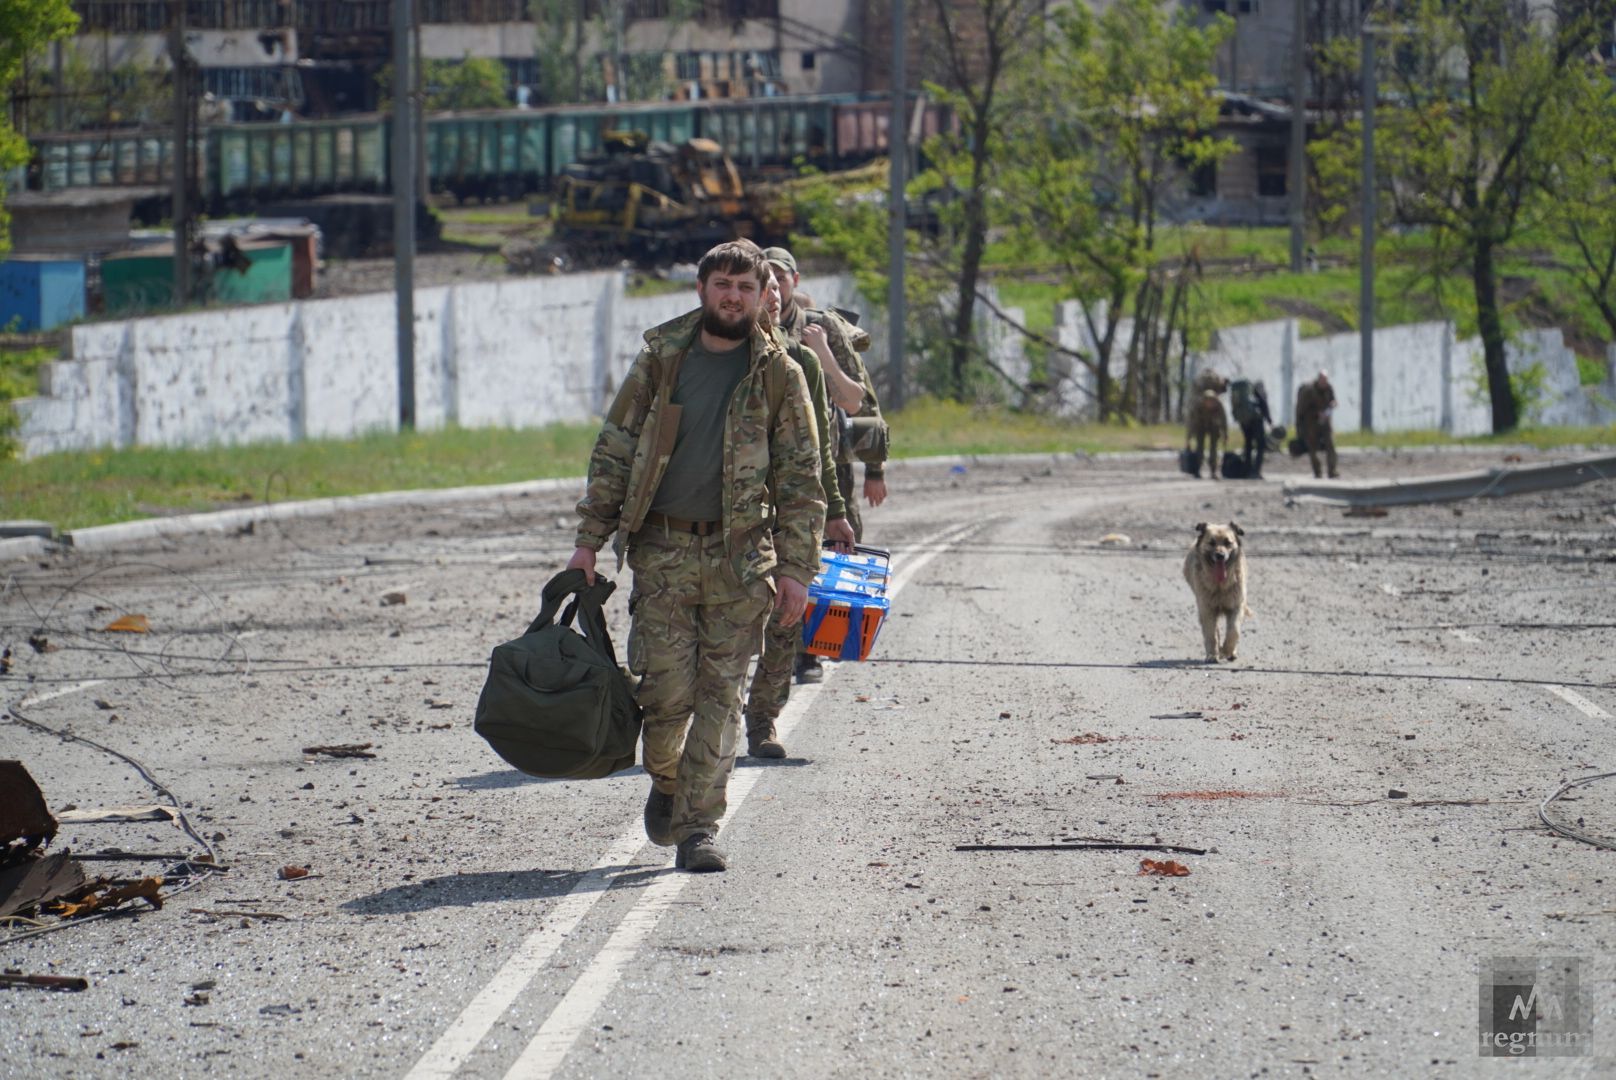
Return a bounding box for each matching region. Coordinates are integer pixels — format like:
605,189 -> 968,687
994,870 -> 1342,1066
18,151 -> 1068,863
405,522 -> 978,1080
1545,684 -> 1611,719
14,680 -> 107,708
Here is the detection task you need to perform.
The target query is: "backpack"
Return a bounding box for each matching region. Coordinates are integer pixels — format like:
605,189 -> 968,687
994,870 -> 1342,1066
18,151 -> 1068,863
1230,378 -> 1255,425
473,570 -> 642,780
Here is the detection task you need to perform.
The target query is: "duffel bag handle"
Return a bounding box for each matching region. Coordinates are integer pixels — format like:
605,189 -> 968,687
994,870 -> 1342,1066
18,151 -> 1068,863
526,570 -> 623,670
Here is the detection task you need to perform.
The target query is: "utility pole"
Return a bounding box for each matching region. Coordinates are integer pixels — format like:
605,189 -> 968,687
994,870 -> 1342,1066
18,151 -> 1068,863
1288,0 -> 1306,272
887,0 -> 907,411
1358,26 -> 1375,433
168,0 -> 195,308
393,0 -> 417,430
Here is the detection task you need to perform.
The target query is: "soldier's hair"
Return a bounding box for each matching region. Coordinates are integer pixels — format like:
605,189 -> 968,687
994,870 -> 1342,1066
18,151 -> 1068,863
756,264 -> 780,335
698,241 -> 769,286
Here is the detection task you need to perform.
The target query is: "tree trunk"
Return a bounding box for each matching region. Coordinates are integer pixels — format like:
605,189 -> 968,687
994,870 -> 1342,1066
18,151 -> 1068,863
1472,237 -> 1517,433
950,162 -> 989,401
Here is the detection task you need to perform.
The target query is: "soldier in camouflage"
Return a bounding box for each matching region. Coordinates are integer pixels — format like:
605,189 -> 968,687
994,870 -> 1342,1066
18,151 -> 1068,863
762,246 -> 889,683
742,262 -> 858,759
566,241 -> 825,873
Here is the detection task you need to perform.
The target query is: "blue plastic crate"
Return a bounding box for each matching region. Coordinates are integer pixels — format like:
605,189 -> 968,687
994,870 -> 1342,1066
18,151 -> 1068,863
801,544 -> 891,661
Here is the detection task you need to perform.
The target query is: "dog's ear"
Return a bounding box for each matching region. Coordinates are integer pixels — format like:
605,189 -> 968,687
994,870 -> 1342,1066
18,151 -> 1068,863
1230,521 -> 1244,537
1195,522 -> 1208,535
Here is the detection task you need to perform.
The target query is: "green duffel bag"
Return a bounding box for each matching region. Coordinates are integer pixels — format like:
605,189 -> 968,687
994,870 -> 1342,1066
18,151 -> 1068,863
473,569 -> 642,780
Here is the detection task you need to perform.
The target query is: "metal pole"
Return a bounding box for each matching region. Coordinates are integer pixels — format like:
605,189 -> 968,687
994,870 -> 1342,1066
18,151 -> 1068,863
1358,28 -> 1375,433
169,0 -> 192,308
393,0 -> 417,430
887,0 -> 907,411
53,40 -> 65,132
1288,0 -> 1306,272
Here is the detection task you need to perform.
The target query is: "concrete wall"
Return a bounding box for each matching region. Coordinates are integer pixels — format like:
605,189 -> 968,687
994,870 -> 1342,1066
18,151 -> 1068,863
13,270 -> 858,459
1045,301 -> 1616,433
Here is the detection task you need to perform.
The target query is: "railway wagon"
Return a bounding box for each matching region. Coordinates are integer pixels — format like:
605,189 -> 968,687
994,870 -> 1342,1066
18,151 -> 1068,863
27,92 -> 940,211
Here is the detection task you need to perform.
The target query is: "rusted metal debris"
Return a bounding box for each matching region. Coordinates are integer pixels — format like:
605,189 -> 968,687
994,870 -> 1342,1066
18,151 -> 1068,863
302,743 -> 376,759
0,761 -> 57,856
0,852 -> 86,919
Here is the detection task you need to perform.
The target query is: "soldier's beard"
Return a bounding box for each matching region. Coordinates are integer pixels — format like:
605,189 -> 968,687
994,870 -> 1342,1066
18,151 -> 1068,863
702,308 -> 750,341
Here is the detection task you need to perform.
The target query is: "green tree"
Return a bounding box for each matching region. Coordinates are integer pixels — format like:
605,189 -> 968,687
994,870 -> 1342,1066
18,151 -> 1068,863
378,57 -> 511,111
1000,0 -> 1233,419
922,0 -> 1049,401
1,0 -> 77,255
1366,0 -> 1616,433
1547,57 -> 1616,342
529,0 -> 700,105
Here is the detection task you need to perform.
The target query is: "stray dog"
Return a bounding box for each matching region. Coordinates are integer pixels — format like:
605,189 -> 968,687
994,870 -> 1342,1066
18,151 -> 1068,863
1184,391 -> 1228,479
1183,522 -> 1249,662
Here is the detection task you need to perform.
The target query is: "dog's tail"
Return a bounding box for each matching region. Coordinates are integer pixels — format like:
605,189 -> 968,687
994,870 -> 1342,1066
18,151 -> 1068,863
1242,603 -> 1255,619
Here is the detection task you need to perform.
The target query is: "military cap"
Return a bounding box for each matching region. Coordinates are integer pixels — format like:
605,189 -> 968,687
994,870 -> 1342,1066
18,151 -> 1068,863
762,246 -> 798,275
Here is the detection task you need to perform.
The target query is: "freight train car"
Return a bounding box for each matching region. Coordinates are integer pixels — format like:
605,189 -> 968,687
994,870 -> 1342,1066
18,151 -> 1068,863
26,92 -> 945,213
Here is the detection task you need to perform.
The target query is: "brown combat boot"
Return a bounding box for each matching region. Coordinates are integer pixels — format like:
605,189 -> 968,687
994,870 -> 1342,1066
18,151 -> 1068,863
745,714 -> 786,759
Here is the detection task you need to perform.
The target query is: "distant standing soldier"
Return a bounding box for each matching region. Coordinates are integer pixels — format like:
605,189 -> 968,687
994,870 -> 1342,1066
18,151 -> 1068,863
1231,377 -> 1274,478
1184,368 -> 1230,480
742,261 -> 857,759
1295,370 -> 1339,479
762,245 -> 889,683
566,242 -> 825,873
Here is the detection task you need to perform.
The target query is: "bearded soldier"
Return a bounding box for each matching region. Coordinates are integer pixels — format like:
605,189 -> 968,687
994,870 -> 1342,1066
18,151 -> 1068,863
566,242 -> 825,873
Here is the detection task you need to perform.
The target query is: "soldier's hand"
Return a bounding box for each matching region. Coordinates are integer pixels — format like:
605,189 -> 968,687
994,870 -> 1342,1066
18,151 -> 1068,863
824,516 -> 856,553
863,476 -> 887,508
774,576 -> 808,627
566,546 -> 597,585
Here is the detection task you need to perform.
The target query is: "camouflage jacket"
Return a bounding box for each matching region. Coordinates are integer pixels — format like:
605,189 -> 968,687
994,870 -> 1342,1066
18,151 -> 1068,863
574,309 -> 826,587
780,298 -> 887,473
779,332 -> 848,522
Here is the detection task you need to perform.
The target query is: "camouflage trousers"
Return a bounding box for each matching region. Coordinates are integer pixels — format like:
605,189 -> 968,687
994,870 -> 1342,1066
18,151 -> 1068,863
626,528 -> 772,842
745,610 -> 799,728
836,463 -> 864,542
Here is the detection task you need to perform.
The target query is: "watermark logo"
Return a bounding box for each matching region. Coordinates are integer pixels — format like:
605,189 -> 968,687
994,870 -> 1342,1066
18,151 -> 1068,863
1478,956 -> 1587,1058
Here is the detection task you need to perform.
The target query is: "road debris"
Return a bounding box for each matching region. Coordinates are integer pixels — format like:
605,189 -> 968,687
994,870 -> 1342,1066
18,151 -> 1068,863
957,841 -> 1208,856
1098,533 -> 1131,546
381,591 -> 408,606
0,852 -> 86,919
1052,733 -> 1112,745
1150,711 -> 1203,720
0,972 -> 89,992
1138,859 -> 1191,877
56,805 -> 179,824
1538,770 -> 1616,851
302,743 -> 377,759
278,865 -> 312,880
1149,790 -> 1285,800
102,614 -> 150,633
50,877 -> 165,918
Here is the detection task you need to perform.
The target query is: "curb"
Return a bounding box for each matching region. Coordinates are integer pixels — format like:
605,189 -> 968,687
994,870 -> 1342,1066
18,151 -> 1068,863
13,441 -> 1609,564
60,476 -> 585,555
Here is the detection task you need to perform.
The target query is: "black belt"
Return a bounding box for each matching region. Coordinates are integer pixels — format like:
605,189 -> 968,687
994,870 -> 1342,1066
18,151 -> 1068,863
643,511 -> 721,536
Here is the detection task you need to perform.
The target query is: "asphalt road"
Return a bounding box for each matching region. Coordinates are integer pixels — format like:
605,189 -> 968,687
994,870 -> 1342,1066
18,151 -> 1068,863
3,448 -> 1614,1078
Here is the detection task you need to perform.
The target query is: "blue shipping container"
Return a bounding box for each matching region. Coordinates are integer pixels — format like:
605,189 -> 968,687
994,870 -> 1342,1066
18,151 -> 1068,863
0,257 -> 86,332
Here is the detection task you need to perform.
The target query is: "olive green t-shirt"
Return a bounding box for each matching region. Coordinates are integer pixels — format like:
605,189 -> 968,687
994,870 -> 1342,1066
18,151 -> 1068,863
649,336 -> 750,522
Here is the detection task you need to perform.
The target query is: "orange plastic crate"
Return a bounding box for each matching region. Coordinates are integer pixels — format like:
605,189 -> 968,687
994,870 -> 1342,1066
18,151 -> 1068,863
801,545 -> 890,661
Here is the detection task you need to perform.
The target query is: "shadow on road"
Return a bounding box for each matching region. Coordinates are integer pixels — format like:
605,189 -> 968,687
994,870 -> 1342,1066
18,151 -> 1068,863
341,863 -> 666,914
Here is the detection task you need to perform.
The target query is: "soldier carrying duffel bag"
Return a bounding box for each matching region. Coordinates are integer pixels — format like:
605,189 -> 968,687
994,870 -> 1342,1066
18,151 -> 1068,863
473,569 -> 641,780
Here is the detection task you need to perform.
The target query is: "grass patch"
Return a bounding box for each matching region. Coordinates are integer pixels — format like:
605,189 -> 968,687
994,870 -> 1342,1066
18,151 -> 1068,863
435,203 -> 535,227
0,424 -> 600,532
5,406 -> 1612,531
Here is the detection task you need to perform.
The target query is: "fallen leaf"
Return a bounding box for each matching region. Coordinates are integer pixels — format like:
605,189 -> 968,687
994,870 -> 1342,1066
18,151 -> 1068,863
51,877 -> 165,918
1138,859 -> 1191,877
103,614 -> 151,633
278,866 -> 310,881
854,695 -> 871,703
